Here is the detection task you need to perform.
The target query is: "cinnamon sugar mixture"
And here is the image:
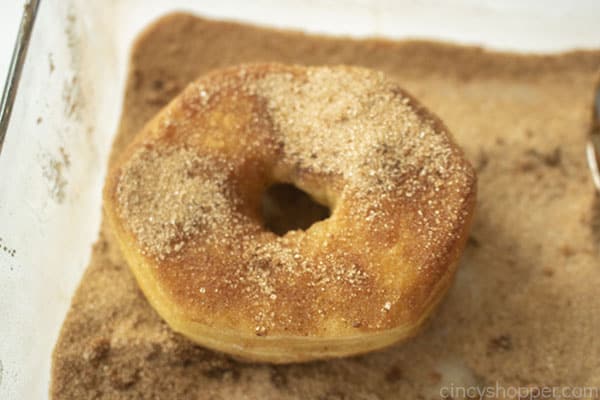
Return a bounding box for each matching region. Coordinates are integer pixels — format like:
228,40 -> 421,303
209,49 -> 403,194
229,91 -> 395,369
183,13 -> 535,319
52,13 -> 600,399
254,68 -> 456,181
118,67 -> 469,262
116,147 -> 234,259
110,64 -> 474,338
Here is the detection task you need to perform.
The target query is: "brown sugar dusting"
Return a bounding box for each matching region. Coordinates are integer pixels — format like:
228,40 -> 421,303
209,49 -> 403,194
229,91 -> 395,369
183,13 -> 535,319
52,13 -> 600,400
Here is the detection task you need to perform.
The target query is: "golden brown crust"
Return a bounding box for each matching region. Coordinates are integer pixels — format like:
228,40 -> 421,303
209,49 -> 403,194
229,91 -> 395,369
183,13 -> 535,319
103,63 -> 476,362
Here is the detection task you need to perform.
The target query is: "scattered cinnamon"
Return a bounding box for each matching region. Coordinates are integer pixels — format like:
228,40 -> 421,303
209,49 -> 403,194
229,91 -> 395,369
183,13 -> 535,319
51,13 -> 600,399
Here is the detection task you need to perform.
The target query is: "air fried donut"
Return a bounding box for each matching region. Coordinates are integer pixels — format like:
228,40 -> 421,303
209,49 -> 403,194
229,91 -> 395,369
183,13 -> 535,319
104,64 -> 477,362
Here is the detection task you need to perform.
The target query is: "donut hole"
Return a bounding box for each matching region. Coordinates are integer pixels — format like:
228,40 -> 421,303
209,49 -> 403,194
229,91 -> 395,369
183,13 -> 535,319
261,183 -> 330,236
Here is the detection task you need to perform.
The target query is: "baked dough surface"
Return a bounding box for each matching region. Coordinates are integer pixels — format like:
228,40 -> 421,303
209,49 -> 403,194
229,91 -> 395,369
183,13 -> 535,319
103,64 -> 475,362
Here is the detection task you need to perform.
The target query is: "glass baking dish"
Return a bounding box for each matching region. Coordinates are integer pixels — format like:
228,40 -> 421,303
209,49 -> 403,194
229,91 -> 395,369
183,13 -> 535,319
0,0 -> 599,398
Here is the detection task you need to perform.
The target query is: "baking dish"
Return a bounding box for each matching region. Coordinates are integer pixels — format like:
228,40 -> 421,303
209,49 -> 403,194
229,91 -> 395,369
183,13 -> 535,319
1,1 -> 599,398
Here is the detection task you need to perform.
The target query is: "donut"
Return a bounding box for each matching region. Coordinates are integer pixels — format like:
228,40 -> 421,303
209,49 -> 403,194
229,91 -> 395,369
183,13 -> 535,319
104,64 -> 476,363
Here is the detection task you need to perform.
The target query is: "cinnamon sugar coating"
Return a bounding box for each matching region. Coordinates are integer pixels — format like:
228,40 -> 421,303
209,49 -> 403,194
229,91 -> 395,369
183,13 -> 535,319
51,13 -> 600,399
104,64 -> 475,343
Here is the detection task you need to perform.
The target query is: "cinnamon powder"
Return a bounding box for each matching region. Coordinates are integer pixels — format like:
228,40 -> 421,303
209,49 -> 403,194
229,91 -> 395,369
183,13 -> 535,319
51,13 -> 600,399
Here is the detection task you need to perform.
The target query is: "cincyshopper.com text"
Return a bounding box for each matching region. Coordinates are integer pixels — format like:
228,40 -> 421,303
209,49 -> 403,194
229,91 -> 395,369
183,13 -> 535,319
440,382 -> 600,399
